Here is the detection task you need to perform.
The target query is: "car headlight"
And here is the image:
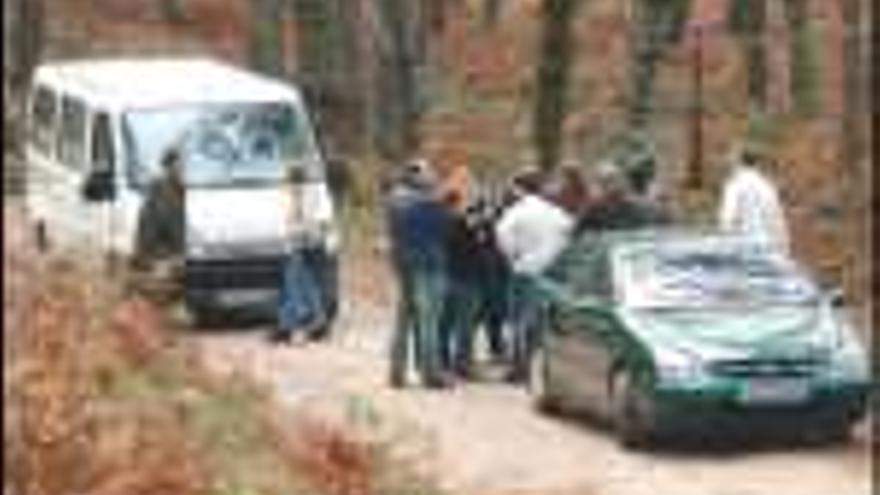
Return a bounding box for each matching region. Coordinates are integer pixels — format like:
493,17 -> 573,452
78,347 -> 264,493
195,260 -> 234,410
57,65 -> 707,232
827,323 -> 870,382
654,347 -> 706,386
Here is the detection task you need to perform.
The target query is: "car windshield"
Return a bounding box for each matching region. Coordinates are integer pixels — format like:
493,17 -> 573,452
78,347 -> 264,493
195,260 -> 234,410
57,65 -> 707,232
619,242 -> 819,309
123,102 -> 320,188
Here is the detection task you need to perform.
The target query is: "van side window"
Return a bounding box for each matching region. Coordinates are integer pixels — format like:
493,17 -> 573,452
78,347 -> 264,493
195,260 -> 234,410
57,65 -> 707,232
30,86 -> 57,154
90,113 -> 114,173
57,96 -> 88,170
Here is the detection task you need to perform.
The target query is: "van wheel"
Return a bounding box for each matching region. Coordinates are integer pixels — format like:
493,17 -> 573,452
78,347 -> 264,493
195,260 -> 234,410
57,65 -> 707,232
34,220 -> 49,253
611,370 -> 655,449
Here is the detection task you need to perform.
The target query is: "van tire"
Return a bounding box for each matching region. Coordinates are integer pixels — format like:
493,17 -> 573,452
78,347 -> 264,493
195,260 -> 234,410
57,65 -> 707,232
34,220 -> 49,253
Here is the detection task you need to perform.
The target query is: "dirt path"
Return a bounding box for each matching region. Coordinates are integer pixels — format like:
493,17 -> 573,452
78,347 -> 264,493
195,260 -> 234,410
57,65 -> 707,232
191,254 -> 873,495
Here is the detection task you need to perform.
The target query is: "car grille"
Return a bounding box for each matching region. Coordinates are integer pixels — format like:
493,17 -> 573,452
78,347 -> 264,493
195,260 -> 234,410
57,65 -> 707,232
709,358 -> 819,378
186,256 -> 284,290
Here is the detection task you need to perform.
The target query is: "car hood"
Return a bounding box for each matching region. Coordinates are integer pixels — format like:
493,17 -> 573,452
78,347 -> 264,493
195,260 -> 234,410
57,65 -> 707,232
618,304 -> 836,361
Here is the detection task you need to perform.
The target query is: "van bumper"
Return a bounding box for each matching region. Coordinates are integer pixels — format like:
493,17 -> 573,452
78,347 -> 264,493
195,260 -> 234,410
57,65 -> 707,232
185,256 -> 285,292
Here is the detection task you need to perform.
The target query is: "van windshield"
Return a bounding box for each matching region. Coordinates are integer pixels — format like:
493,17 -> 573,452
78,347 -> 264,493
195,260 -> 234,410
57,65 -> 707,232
123,102 -> 320,188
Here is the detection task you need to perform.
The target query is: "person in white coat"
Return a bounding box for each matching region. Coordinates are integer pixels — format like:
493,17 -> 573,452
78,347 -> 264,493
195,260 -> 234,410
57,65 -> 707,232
718,147 -> 790,254
495,167 -> 576,383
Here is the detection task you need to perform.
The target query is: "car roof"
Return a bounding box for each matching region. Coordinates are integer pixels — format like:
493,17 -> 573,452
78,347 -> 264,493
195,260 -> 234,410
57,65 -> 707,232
33,58 -> 303,111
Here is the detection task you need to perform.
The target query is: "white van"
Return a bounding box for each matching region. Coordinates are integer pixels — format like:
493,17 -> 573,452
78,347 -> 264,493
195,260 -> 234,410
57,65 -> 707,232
24,58 -> 339,316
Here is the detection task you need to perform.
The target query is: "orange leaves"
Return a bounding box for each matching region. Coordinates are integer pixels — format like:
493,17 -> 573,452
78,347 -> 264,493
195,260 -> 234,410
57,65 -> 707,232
110,296 -> 169,367
266,412 -> 377,495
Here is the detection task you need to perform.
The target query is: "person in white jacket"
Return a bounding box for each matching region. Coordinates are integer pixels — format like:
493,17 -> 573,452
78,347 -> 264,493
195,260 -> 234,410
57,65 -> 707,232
718,147 -> 790,255
495,167 -> 576,383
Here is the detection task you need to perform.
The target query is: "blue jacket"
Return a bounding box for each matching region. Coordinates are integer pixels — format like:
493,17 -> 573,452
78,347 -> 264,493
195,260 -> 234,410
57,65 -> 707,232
386,183 -> 448,269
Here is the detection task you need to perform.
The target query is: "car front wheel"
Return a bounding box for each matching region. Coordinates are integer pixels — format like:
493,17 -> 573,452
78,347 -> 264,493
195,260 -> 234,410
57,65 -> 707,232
610,369 -> 656,449
529,346 -> 560,414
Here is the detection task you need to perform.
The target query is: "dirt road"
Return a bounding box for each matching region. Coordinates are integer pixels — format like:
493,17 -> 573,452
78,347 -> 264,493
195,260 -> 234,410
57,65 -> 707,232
3,199 -> 871,495
192,253 -> 873,495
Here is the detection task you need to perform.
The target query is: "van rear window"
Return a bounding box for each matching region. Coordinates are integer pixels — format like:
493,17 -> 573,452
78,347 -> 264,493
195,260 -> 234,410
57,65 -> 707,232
30,86 -> 56,154
57,97 -> 88,170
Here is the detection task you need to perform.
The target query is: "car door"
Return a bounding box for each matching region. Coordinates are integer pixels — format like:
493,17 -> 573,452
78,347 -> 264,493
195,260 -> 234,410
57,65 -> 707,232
547,249 -> 617,416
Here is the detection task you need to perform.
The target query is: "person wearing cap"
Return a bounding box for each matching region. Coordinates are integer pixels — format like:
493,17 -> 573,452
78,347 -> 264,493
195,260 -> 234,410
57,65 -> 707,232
386,158 -> 452,388
578,160 -> 668,232
718,145 -> 789,254
495,166 -> 576,383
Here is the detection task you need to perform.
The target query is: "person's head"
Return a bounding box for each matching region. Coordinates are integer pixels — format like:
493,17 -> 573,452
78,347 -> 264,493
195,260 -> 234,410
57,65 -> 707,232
727,142 -> 770,175
510,165 -> 545,197
401,157 -> 436,190
550,161 -> 590,212
594,160 -> 630,201
160,148 -> 184,187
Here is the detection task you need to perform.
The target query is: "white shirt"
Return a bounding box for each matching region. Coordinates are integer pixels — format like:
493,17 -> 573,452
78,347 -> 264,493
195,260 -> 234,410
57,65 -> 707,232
282,181 -> 339,252
495,194 -> 575,275
718,165 -> 789,254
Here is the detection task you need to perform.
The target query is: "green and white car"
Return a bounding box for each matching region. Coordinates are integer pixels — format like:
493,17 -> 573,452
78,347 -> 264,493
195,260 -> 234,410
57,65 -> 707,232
529,231 -> 870,448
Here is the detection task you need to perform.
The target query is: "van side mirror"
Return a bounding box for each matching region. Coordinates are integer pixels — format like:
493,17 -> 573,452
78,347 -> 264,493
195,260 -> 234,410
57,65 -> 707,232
83,170 -> 115,202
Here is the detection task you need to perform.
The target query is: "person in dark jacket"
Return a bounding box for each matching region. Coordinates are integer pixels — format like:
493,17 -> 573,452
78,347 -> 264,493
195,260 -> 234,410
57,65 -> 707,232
387,159 -> 452,389
438,188 -> 484,379
133,148 -> 185,278
578,161 -> 669,232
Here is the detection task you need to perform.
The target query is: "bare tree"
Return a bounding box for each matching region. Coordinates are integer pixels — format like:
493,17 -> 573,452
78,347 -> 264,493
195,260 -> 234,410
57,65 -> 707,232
248,0 -> 285,77
4,0 -> 45,156
728,0 -> 768,111
533,0 -> 582,170
367,0 -> 430,161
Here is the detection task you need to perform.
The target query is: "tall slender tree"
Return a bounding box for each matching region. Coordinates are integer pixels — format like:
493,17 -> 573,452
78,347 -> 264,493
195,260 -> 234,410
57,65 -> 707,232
533,0 -> 582,170
626,0 -> 690,127
368,0 -> 429,160
248,0 -> 284,77
728,0 -> 768,110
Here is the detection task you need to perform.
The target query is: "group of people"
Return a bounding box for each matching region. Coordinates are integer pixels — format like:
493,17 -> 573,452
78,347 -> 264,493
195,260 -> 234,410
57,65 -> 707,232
383,153 -> 671,388
383,144 -> 789,389
134,140 -> 789,391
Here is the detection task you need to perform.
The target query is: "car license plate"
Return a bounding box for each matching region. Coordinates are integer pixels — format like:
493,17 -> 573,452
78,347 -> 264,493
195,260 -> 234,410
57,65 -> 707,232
216,289 -> 274,307
740,378 -> 810,405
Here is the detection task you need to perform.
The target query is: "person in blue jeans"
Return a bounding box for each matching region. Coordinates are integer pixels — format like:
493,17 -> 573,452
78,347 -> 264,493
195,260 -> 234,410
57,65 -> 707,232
273,167 -> 337,344
274,243 -> 326,344
386,160 -> 451,389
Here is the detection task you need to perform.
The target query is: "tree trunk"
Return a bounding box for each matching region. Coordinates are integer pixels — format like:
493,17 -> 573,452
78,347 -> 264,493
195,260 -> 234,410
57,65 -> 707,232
4,0 -> 45,157
533,0 -> 581,170
369,0 -> 429,161
728,0 -> 768,110
293,0 -> 367,155
248,0 -> 284,77
783,0 -> 817,115
627,0 -> 690,128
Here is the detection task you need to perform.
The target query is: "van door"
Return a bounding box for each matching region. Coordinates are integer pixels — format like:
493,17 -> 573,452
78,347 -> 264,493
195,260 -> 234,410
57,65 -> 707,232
82,111 -> 118,259
49,94 -> 92,251
24,85 -> 59,240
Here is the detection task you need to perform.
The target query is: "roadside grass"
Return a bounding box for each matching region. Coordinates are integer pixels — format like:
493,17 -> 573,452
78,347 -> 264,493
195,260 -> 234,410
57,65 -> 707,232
4,223 -> 445,495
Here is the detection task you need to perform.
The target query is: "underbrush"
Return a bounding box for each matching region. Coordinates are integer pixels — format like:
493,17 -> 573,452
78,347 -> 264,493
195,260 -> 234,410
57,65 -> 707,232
4,234 -> 441,495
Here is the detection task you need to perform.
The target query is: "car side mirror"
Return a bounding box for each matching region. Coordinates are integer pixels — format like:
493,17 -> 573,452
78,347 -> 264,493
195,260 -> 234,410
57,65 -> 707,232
83,170 -> 115,202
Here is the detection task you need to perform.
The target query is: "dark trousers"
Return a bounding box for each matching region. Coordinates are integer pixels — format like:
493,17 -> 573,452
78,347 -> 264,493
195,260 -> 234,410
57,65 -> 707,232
507,274 -> 542,382
439,275 -> 481,375
301,246 -> 339,337
277,245 -> 338,336
389,253 -> 446,386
